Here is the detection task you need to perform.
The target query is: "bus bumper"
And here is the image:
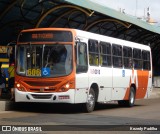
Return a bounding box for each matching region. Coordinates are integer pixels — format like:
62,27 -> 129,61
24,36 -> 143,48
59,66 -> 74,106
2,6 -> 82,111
15,88 -> 75,103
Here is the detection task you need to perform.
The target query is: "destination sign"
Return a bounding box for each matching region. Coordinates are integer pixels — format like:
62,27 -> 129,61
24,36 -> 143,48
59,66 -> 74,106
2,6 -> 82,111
18,31 -> 73,42
32,33 -> 54,39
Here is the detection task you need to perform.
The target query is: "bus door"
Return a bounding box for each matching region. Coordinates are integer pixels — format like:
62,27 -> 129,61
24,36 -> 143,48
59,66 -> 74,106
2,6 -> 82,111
99,41 -> 112,101
112,44 -> 130,100
75,41 -> 89,103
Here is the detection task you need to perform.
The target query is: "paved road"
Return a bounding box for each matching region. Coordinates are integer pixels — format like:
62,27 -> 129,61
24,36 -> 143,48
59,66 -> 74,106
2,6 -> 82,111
0,98 -> 160,133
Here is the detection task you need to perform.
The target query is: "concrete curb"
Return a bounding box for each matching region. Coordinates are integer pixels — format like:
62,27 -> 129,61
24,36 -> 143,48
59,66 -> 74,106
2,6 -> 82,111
149,88 -> 160,99
0,100 -> 13,111
0,88 -> 160,111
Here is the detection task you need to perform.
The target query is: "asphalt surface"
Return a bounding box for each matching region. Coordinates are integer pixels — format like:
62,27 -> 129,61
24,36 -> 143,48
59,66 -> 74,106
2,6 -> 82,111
0,87 -> 160,111
0,88 -> 160,134
0,98 -> 160,133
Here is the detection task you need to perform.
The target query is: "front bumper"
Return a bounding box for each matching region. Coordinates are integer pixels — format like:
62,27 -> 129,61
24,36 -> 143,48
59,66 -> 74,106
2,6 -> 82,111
15,88 -> 75,103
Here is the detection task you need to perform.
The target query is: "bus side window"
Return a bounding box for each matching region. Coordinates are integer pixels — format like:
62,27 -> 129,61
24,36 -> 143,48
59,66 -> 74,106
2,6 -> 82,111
88,39 -> 99,66
79,44 -> 87,66
100,42 -> 111,66
76,42 -> 88,73
123,46 -> 132,69
133,48 -> 142,69
142,50 -> 150,70
112,44 -> 122,68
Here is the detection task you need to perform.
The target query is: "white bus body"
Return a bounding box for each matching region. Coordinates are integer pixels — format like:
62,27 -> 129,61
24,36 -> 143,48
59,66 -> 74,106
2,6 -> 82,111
15,28 -> 152,112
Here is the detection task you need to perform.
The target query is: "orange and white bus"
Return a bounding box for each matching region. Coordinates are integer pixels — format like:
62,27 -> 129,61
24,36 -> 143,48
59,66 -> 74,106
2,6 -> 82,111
15,28 -> 152,112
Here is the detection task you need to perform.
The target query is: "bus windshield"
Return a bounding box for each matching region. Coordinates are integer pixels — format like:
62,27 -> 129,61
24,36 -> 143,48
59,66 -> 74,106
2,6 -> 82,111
16,44 -> 72,77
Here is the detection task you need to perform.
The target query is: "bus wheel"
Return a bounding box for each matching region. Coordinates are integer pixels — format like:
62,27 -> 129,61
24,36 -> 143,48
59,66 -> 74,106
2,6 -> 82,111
83,88 -> 95,113
127,87 -> 135,107
118,87 -> 135,107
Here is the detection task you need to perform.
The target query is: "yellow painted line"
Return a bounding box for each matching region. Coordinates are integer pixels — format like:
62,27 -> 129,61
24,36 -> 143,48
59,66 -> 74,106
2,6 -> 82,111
0,58 -> 9,62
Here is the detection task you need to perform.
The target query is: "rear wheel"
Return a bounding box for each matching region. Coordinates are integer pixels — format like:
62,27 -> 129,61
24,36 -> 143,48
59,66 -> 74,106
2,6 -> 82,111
83,88 -> 95,113
118,87 -> 135,107
127,87 -> 135,107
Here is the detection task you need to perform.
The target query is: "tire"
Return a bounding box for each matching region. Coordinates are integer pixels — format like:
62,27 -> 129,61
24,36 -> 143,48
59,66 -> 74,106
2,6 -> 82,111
82,88 -> 95,113
118,87 -> 135,107
127,87 -> 135,107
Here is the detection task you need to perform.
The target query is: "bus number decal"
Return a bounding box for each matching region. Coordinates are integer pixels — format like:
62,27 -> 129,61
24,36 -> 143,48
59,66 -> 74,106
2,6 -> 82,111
90,69 -> 100,74
122,70 -> 125,77
27,69 -> 41,76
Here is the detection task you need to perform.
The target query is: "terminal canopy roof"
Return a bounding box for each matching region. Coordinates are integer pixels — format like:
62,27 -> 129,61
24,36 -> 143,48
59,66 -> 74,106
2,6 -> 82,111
0,0 -> 160,75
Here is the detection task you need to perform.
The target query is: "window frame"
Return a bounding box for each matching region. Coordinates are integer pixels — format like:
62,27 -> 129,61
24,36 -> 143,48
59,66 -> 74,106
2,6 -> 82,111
76,42 -> 88,73
100,41 -> 112,67
123,46 -> 132,69
88,39 -> 99,66
112,44 -> 122,68
142,50 -> 151,70
133,48 -> 142,70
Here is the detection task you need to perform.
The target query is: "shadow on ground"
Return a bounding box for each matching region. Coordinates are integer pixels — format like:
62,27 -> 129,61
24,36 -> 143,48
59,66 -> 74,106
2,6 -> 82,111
5,101 -> 144,114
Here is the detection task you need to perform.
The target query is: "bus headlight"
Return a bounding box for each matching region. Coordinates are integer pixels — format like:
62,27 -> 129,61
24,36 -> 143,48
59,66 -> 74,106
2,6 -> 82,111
59,83 -> 70,92
58,80 -> 75,92
17,83 -> 20,88
65,83 -> 70,88
16,83 -> 26,91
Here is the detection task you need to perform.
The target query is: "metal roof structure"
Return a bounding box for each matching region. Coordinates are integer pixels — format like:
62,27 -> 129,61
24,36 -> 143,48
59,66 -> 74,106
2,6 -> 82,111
0,0 -> 160,75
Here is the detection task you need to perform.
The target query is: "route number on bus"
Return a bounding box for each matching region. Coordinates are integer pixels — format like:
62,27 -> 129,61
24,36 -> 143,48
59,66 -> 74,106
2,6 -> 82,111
27,69 -> 41,76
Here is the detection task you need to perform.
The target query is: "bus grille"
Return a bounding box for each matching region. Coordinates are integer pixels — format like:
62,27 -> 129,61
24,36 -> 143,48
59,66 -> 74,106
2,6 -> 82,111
31,94 -> 52,99
24,81 -> 60,86
30,88 -> 56,92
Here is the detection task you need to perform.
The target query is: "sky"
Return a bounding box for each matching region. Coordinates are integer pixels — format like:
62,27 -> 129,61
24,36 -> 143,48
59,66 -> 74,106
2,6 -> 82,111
90,0 -> 160,24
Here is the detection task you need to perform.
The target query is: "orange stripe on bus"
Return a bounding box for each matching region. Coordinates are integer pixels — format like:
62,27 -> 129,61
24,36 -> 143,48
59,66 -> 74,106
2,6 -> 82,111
123,77 -> 131,100
135,70 -> 149,99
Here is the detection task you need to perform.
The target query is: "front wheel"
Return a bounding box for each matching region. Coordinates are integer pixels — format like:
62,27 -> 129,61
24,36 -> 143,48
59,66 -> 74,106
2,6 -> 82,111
82,88 -> 95,113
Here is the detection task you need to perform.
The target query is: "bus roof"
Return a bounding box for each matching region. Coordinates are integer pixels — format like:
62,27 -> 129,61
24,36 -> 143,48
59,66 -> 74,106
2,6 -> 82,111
75,29 -> 150,51
20,28 -> 150,51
